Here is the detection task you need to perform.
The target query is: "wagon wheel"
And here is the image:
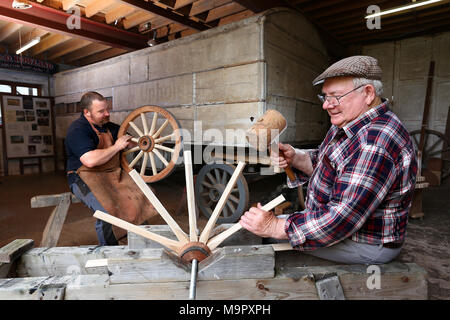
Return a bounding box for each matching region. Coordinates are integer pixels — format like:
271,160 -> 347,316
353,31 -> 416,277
409,129 -> 450,180
118,106 -> 182,183
195,163 -> 249,224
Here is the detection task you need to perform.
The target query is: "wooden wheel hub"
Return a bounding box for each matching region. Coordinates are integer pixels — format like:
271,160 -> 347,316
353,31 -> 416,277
177,242 -> 211,264
138,135 -> 154,152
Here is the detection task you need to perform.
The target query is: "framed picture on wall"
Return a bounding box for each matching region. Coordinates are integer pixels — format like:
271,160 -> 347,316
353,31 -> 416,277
1,94 -> 56,175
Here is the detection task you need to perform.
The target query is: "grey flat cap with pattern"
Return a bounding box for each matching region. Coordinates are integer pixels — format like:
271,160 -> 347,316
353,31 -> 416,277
313,55 -> 382,85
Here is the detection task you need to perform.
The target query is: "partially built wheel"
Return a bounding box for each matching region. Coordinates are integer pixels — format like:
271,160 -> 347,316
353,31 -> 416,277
118,106 -> 182,183
410,129 -> 450,180
194,163 -> 249,224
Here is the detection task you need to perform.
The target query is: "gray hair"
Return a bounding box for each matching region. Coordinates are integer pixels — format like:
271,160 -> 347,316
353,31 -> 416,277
353,77 -> 383,97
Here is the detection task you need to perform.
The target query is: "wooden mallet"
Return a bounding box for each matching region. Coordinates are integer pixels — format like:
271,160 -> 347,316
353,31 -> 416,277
246,109 -> 296,181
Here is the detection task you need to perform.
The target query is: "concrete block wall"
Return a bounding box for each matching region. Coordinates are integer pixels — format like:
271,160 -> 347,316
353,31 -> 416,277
362,31 -> 450,154
53,8 -> 330,170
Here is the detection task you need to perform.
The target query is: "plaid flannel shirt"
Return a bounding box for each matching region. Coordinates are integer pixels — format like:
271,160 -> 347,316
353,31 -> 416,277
285,100 -> 417,250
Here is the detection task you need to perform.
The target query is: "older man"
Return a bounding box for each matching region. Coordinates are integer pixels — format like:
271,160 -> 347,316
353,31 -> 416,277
240,56 -> 418,264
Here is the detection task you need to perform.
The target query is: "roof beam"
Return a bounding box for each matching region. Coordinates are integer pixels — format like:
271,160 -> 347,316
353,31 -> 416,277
105,4 -> 137,24
232,0 -> 289,13
9,28 -> 49,53
116,0 -> 211,30
85,0 -> 117,18
30,33 -> 72,55
46,38 -> 91,60
0,1 -> 148,50
0,22 -> 21,42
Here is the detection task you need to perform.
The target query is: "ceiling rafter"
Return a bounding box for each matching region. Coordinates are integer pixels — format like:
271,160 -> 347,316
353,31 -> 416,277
117,0 -> 211,30
0,0 -> 148,50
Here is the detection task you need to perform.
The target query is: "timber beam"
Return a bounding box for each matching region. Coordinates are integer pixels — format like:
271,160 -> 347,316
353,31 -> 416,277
0,0 -> 148,50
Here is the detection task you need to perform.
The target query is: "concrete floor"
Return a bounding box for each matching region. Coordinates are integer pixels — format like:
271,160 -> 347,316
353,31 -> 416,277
0,169 -> 448,300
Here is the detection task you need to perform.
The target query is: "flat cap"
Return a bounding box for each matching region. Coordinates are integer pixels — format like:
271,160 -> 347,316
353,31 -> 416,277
312,55 -> 382,85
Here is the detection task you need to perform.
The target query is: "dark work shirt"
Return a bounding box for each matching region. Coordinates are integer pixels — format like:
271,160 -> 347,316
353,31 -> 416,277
65,114 -> 119,184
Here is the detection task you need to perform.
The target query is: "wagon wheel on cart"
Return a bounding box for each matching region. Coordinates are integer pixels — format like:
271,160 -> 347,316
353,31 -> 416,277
195,163 -> 249,224
409,129 -> 450,181
118,106 -> 182,183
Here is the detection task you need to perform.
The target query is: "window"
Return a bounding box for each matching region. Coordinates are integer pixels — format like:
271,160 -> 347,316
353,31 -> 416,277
0,81 -> 42,126
0,85 -> 12,93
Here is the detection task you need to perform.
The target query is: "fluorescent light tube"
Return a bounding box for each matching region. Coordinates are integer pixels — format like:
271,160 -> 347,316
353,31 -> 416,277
365,0 -> 442,19
16,37 -> 41,55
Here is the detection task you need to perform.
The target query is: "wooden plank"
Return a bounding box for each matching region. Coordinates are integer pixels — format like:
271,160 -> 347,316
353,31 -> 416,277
94,210 -> 181,252
31,192 -> 79,208
207,195 -> 286,250
0,239 -> 34,263
84,244 -> 273,284
199,245 -> 274,280
199,161 -> 246,243
128,169 -> 189,243
85,0 -> 117,18
127,224 -> 262,250
105,5 -> 137,24
63,262 -> 427,300
62,0 -> 81,11
183,151 -> 198,242
40,193 -> 71,248
0,275 -> 72,300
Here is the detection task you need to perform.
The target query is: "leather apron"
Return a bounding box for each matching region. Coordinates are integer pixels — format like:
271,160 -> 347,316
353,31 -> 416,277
77,121 -> 158,242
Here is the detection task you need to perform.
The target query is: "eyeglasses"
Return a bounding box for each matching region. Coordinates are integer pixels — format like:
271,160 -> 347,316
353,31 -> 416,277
317,85 -> 364,106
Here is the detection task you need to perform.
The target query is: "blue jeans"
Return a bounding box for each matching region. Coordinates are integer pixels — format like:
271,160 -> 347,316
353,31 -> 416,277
68,173 -> 118,246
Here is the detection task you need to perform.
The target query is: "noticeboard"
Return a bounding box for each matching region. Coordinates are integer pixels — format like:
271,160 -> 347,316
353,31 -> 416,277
1,94 -> 55,159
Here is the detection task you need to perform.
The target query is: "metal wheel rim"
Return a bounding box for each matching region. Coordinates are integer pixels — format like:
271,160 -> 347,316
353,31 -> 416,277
194,163 -> 249,224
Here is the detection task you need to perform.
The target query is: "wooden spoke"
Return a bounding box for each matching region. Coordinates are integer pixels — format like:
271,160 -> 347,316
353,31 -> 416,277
184,151 -> 198,242
226,200 -> 236,215
131,137 -> 139,143
149,152 -> 157,176
152,119 -> 169,138
214,168 -> 221,184
199,162 -> 246,244
154,144 -> 174,153
129,170 -> 189,243
128,120 -> 144,137
140,112 -> 149,135
153,149 -> 169,167
155,134 -> 174,144
129,150 -> 144,168
140,152 -> 149,175
124,146 -> 140,155
206,173 -> 217,185
149,112 -> 158,136
228,193 -> 240,204
94,210 -> 181,252
207,195 -> 286,251
201,181 -> 213,188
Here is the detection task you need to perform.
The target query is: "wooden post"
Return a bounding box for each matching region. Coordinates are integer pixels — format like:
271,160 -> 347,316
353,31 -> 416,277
39,193 -> 71,247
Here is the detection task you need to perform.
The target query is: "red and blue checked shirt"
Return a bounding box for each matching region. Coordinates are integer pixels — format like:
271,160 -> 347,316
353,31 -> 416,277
285,100 -> 417,251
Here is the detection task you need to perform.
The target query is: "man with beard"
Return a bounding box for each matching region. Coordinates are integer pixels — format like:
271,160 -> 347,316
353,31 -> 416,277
65,92 -> 157,245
